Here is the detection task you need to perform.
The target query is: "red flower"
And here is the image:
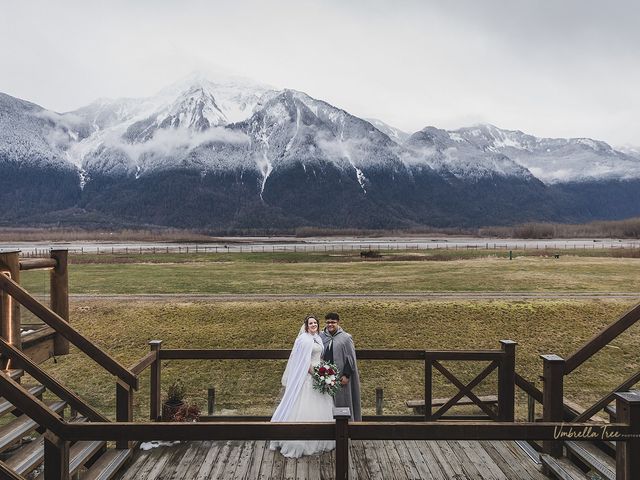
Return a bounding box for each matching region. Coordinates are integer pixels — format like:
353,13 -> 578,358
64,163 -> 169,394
318,366 -> 327,375
327,368 -> 335,375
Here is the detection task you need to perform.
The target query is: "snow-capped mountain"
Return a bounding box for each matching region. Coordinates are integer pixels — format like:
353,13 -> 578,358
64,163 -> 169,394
450,124 -> 640,184
2,74 -> 640,230
403,126 -> 534,181
366,118 -> 410,144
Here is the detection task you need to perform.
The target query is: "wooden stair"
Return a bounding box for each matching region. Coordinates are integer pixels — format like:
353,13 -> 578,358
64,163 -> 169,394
0,362 -> 135,480
81,448 -> 134,480
565,441 -> 615,480
0,401 -> 66,454
540,454 -> 590,480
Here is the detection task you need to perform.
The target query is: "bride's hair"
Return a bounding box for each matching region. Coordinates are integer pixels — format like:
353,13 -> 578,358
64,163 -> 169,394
304,314 -> 318,333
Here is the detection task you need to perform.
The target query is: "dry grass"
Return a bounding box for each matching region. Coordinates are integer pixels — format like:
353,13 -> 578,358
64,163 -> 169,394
39,299 -> 640,421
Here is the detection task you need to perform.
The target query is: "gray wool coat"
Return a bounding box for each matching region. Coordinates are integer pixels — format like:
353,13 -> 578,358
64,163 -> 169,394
320,328 -> 362,421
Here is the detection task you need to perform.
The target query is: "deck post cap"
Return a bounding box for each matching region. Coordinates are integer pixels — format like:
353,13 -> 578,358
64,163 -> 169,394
500,340 -> 518,346
615,390 -> 640,404
333,407 -> 351,419
540,354 -> 565,362
149,340 -> 163,346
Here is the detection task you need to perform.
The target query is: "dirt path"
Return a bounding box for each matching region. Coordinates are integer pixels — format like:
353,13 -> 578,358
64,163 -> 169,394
70,292 -> 640,302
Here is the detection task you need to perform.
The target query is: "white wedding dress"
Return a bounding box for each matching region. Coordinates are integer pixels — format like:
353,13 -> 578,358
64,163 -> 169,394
270,337 -> 335,458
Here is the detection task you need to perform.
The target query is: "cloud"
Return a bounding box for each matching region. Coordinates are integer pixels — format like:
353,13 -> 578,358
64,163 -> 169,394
94,126 -> 249,166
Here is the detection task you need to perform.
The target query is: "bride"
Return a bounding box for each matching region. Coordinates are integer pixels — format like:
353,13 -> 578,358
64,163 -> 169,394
270,315 -> 335,458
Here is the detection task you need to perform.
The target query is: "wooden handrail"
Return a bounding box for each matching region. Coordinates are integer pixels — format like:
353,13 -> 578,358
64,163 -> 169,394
0,370 -> 65,434
574,369 -> 640,422
0,274 -> 138,389
58,420 -> 631,442
0,338 -> 109,422
159,348 -> 503,361
565,301 -> 640,374
130,351 -> 157,376
18,258 -> 57,271
515,373 -> 543,404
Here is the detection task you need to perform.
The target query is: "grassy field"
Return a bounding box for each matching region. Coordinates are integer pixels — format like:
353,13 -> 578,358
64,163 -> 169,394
18,249 -> 640,294
38,298 -> 639,422
16,250 -> 639,423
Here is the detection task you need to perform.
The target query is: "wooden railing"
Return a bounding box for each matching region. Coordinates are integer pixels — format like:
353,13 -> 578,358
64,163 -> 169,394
2,365 -> 640,480
0,273 -> 138,390
524,301 -> 640,460
152,341 -> 516,423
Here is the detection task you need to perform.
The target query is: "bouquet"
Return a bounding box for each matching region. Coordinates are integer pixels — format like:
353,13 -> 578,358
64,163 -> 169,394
312,361 -> 340,397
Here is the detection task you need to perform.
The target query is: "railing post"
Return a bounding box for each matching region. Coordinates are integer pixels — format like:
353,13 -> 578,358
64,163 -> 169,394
208,387 -> 216,415
498,340 -> 517,422
149,340 -> 162,421
615,391 -> 640,480
44,430 -> 70,480
334,407 -> 351,480
541,354 -> 565,458
0,250 -> 21,362
375,387 -> 383,416
50,249 -> 69,356
424,354 -> 432,421
116,379 -> 133,449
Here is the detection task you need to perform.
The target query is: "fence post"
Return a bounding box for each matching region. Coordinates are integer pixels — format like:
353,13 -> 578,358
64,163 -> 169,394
50,250 -> 69,355
375,387 -> 384,415
615,391 -> 640,479
424,354 -> 432,420
498,340 -> 517,422
334,407 -> 351,480
44,430 -> 70,480
149,340 -> 163,421
208,387 -> 216,415
541,354 -> 565,458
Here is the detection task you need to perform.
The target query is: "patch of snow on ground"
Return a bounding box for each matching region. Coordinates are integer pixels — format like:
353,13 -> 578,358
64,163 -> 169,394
140,441 -> 181,451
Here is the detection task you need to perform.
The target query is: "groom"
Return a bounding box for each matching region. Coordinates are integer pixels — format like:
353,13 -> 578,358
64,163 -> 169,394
320,312 -> 362,421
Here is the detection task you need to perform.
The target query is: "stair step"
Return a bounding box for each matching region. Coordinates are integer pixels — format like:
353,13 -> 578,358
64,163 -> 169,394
0,385 -> 46,417
33,440 -> 106,479
4,437 -> 43,474
565,441 -> 615,480
81,448 -> 133,480
0,401 -> 66,454
6,370 -> 24,382
540,453 -> 590,480
5,417 -> 96,476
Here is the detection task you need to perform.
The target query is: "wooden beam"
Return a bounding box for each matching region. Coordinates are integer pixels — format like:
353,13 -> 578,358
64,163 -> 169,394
0,274 -> 138,390
565,302 -> 640,374
0,338 -> 108,422
541,354 -> 565,458
0,370 -> 65,433
50,250 -> 69,356
44,430 -> 69,480
616,391 -> 640,480
0,251 -> 21,357
498,340 -> 517,422
575,369 -> 640,422
130,351 -> 156,376
149,340 -> 162,421
59,420 -> 631,442
18,258 -> 57,271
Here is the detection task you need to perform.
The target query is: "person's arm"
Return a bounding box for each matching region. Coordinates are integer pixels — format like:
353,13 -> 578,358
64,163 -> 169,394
340,336 -> 356,383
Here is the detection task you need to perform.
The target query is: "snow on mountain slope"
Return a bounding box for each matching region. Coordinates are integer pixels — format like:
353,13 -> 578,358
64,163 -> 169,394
403,126 -> 534,180
0,92 -> 85,170
366,118 -> 410,144
453,124 -> 640,184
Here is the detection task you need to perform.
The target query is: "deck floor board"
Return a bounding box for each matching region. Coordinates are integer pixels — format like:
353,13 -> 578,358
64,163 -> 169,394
116,439 -> 548,480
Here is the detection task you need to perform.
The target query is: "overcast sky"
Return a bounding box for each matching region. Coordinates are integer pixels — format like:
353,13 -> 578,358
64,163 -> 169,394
1,0 -> 639,146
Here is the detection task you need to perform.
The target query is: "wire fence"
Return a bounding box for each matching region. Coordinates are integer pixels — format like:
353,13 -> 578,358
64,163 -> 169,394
18,240 -> 640,257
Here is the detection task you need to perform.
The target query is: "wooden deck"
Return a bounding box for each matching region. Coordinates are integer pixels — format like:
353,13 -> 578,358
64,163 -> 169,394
115,439 -> 549,480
